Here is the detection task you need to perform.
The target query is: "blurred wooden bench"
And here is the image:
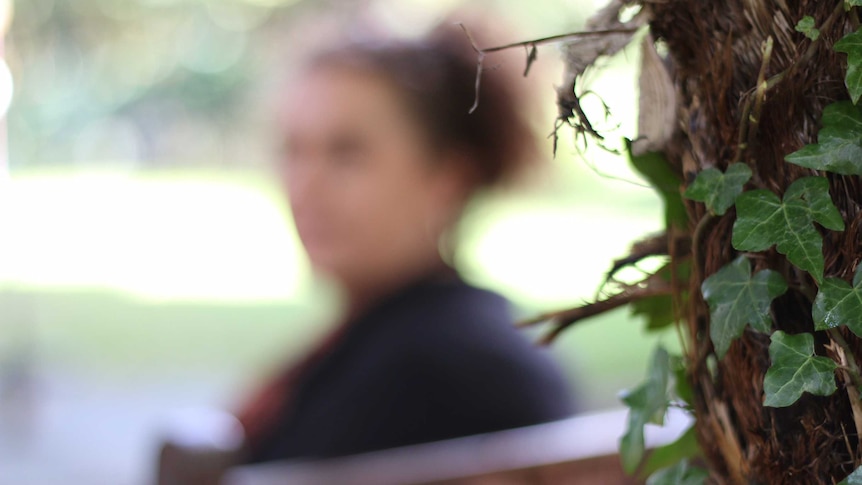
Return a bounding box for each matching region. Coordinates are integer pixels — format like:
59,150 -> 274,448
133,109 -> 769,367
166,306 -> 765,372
157,408 -> 692,485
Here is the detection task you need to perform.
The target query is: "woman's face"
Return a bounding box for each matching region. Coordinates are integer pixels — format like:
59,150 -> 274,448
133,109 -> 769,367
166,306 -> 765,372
279,65 -> 468,292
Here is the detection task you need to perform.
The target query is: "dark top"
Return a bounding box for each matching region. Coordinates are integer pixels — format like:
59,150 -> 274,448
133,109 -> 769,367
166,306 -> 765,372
250,272 -> 574,463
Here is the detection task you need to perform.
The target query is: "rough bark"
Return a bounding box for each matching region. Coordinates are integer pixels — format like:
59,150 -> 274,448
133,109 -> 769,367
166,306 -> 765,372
648,0 -> 862,483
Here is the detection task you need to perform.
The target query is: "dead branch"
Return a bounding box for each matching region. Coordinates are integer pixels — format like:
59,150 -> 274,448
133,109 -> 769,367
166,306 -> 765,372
481,27 -> 642,53
605,232 -> 670,281
518,283 -> 672,345
553,0 -> 647,152
458,23 -> 640,114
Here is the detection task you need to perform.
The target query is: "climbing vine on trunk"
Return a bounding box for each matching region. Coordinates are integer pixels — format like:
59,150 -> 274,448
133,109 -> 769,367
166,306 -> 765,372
480,0 -> 862,482
624,11 -> 862,484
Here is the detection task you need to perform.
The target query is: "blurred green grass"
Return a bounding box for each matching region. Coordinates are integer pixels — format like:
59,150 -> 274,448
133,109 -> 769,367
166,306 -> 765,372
2,288 -> 677,411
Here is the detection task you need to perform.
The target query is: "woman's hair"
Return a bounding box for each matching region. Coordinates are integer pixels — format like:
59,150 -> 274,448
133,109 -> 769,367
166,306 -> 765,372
305,23 -> 540,187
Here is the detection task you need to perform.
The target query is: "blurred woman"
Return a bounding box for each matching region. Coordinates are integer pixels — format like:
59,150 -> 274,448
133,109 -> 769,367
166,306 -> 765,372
236,23 -> 575,464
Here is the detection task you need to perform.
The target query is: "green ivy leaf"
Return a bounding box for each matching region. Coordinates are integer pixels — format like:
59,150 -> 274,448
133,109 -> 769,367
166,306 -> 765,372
683,163 -> 752,215
838,464 -> 862,485
763,331 -> 838,407
639,426 -> 701,479
785,102 -> 862,174
646,459 -> 709,485
795,16 -> 820,41
632,294 -> 676,330
630,261 -> 691,331
620,346 -> 672,474
732,176 -> 844,283
835,29 -> 862,104
627,141 -> 687,229
701,256 -> 787,359
813,265 -> 862,336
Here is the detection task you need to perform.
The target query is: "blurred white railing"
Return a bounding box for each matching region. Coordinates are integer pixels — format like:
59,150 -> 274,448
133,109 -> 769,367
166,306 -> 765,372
156,407 -> 693,485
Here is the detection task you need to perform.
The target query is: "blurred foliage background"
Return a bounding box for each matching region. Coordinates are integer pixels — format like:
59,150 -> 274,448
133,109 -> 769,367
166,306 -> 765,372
0,0 -> 674,483
7,0 -> 595,170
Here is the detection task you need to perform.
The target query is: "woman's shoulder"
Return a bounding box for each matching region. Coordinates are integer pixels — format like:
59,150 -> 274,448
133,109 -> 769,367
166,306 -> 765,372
354,273 -> 575,429
388,277 -> 549,368
387,276 -> 513,338
358,272 -> 562,380
344,275 -> 509,360
393,276 -> 576,425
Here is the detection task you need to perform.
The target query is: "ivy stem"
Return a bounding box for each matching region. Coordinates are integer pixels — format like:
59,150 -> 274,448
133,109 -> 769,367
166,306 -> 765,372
828,328 -> 862,449
786,280 -> 816,304
764,2 -> 846,90
691,213 -> 717,279
850,7 -> 860,31
829,329 -> 862,389
745,37 -> 773,154
732,36 -> 773,169
666,228 -> 691,359
732,0 -> 846,169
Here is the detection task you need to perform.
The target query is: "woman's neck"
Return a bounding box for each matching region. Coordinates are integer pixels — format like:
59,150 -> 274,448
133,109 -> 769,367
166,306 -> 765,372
342,254 -> 451,320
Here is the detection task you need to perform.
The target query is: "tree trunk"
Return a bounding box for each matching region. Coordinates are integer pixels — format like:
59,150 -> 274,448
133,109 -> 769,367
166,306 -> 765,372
649,1 -> 861,483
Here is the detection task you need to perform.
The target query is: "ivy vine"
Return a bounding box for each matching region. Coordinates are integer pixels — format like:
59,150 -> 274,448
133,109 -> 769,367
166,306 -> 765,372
620,10 -> 862,483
